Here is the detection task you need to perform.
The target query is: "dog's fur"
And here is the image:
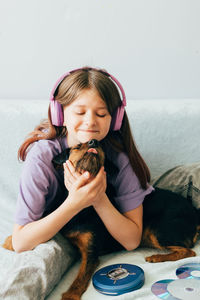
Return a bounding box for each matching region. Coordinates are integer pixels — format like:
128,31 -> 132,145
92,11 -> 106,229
2,139 -> 200,300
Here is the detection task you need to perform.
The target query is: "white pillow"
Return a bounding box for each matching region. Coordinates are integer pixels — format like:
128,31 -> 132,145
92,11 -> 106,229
0,234 -> 78,300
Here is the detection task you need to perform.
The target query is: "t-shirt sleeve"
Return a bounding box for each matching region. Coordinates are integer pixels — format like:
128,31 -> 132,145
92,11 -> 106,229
14,143 -> 58,226
113,154 -> 154,213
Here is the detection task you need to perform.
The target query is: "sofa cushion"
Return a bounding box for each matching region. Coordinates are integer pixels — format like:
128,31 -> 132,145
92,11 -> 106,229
0,234 -> 78,300
151,162 -> 200,209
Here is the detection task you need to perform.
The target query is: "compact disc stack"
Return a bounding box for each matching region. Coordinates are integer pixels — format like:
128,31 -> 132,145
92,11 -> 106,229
151,263 -> 200,300
92,263 -> 144,296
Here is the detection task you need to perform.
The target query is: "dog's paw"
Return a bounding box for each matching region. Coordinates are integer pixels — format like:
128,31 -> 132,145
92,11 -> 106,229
145,254 -> 163,263
61,292 -> 80,300
2,235 -> 14,251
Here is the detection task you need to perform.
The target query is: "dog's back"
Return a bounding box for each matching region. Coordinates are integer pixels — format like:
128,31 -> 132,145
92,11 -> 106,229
141,187 -> 200,262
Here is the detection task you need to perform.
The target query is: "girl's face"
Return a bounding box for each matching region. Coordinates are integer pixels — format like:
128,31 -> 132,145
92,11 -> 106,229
63,88 -> 112,147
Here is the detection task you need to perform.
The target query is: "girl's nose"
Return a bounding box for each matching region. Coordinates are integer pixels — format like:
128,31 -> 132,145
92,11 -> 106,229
84,112 -> 96,126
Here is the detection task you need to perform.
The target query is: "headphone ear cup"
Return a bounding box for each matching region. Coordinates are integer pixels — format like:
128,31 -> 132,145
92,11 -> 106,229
110,106 -> 125,131
50,100 -> 64,126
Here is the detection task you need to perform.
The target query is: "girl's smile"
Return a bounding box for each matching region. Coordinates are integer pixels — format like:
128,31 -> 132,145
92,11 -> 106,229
63,88 -> 112,147
78,129 -> 99,132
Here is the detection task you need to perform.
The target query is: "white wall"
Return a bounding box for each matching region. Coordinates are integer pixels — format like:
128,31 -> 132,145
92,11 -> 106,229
0,0 -> 200,100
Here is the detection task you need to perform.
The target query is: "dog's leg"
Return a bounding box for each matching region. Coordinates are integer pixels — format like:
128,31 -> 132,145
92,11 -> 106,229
142,228 -> 196,263
2,235 -> 14,251
146,246 -> 196,263
61,231 -> 99,300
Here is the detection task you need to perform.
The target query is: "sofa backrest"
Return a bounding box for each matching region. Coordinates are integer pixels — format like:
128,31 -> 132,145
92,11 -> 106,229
127,99 -> 200,179
1,99 -> 200,201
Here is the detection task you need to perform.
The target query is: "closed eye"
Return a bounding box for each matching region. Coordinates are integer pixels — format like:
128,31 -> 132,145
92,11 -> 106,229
72,144 -> 82,150
96,113 -> 107,117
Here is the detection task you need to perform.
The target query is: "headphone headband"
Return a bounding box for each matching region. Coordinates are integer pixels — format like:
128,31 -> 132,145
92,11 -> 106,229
50,67 -> 126,130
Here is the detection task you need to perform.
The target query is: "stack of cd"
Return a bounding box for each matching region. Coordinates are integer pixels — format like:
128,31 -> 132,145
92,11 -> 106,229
151,263 -> 200,300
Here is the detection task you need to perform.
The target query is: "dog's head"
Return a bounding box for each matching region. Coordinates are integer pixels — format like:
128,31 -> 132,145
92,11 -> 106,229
69,139 -> 105,176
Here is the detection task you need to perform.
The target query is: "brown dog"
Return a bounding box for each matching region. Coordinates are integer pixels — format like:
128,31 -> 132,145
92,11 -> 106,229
68,139 -> 105,176
2,139 -> 200,300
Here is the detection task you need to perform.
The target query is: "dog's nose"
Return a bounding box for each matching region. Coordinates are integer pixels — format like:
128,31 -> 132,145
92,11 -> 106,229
88,139 -> 99,148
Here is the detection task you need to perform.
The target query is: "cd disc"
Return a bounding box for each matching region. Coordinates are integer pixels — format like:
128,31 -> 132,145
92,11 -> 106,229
176,263 -> 200,280
151,279 -> 176,299
167,278 -> 200,300
92,263 -> 144,296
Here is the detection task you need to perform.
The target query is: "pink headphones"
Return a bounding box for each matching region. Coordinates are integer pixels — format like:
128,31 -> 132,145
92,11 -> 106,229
50,67 -> 126,131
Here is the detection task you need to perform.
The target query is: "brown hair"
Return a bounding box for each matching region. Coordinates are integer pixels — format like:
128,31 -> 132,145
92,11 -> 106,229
18,67 -> 150,189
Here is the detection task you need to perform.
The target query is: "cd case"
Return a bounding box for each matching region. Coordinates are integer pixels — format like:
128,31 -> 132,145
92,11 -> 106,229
92,263 -> 144,296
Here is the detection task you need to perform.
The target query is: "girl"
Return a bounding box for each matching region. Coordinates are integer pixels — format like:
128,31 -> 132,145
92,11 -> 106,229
12,67 -> 154,253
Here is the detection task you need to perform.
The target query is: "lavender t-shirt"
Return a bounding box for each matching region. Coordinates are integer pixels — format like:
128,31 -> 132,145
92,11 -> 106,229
15,137 -> 154,226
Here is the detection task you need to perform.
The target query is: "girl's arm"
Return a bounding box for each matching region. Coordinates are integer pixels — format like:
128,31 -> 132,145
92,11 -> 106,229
12,198 -> 80,253
12,169 -> 105,253
93,195 -> 143,251
65,160 -> 143,251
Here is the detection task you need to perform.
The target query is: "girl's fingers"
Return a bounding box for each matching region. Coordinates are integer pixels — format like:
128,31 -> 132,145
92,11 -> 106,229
65,160 -> 80,179
75,171 -> 90,189
95,167 -> 106,183
66,164 -> 106,195
63,161 -> 76,180
64,160 -> 75,176
86,167 -> 106,191
63,162 -> 76,190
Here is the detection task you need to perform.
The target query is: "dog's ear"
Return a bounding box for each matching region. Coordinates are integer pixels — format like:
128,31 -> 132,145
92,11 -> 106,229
52,149 -> 70,169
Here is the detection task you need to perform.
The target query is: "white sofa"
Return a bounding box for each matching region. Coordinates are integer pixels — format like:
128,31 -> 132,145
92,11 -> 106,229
0,99 -> 200,300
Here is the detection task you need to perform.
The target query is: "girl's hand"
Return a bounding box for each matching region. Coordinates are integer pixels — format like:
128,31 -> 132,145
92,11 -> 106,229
63,160 -> 81,191
63,160 -> 107,210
